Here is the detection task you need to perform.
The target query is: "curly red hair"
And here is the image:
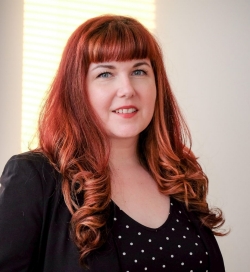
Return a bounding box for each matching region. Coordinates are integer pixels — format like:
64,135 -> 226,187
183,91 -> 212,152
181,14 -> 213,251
37,15 -> 225,266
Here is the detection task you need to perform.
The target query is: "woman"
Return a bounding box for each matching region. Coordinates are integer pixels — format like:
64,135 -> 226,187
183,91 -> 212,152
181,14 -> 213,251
0,15 -> 226,271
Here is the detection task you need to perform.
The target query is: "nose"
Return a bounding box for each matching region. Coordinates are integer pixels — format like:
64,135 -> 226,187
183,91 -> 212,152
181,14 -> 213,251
116,75 -> 135,98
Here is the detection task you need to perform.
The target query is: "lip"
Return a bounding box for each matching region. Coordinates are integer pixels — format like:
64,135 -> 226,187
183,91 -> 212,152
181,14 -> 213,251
112,105 -> 138,111
112,105 -> 138,118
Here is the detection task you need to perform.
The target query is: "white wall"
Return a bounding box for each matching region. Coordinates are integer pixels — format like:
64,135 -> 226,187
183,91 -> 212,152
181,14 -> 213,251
0,0 -> 23,171
1,1 -> 250,271
155,1 -> 250,271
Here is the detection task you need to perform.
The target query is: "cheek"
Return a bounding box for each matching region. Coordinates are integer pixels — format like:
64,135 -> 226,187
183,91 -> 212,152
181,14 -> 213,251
149,91 -> 157,120
147,86 -> 157,111
87,90 -> 102,119
88,92 -> 111,121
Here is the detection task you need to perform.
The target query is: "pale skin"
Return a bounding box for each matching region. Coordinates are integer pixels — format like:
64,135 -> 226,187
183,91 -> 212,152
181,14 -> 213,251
87,59 -> 170,229
110,137 -> 170,229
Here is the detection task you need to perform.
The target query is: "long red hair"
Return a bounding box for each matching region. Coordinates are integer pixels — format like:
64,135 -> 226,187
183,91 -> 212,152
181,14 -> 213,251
37,15 -> 225,265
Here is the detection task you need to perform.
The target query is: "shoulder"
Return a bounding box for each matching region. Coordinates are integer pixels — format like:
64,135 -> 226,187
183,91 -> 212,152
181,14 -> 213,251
1,151 -> 61,200
3,151 -> 55,174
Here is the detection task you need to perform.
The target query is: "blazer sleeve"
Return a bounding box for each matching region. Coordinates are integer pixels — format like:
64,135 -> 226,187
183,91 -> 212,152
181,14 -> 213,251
0,154 -> 45,272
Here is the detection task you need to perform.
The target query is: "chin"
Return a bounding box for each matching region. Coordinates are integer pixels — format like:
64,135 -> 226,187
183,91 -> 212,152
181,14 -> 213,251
108,131 -> 141,140
107,125 -> 148,140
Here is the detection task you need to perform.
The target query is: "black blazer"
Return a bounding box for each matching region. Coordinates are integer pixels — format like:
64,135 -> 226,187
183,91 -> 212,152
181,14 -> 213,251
0,152 -> 225,272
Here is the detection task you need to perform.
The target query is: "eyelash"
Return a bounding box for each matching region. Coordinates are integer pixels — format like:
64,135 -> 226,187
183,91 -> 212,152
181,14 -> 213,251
132,69 -> 147,76
97,69 -> 147,78
97,72 -> 111,78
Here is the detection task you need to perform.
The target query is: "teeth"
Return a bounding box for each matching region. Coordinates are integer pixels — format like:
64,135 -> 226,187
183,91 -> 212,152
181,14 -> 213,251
115,108 -> 136,114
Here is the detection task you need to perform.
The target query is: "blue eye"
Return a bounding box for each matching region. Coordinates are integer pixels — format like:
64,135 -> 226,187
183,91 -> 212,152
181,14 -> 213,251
97,72 -> 111,78
133,70 -> 146,76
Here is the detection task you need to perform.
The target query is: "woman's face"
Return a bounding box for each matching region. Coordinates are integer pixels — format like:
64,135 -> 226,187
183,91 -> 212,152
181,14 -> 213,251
86,58 -> 156,141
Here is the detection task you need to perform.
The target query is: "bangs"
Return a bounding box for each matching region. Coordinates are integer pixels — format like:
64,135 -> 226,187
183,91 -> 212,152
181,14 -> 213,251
87,19 -> 157,63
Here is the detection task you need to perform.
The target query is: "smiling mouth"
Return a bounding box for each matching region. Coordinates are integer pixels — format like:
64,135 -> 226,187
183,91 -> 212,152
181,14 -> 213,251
114,108 -> 137,114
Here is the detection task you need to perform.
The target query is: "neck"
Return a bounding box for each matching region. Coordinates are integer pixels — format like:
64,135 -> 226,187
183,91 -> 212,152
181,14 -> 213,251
109,137 -> 140,169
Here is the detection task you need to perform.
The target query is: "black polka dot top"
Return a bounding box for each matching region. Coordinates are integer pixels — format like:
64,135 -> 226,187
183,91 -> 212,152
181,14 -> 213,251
111,198 -> 209,272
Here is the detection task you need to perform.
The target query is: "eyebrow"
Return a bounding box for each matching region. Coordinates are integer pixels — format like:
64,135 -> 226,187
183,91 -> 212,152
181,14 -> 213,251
133,61 -> 151,68
90,61 -> 151,71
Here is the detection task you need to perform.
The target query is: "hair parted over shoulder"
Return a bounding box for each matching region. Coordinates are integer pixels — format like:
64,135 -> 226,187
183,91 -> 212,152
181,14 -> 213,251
37,14 -> 226,266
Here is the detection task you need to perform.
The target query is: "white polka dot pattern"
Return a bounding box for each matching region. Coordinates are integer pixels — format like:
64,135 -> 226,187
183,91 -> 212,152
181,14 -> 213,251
112,198 -> 209,271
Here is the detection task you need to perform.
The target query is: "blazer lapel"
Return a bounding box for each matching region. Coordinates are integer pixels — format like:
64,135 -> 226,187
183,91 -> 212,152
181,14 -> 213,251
187,210 -> 225,272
